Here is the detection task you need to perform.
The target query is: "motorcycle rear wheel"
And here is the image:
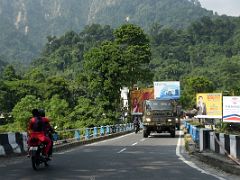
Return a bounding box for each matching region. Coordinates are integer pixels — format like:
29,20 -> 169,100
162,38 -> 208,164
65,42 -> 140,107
31,156 -> 40,170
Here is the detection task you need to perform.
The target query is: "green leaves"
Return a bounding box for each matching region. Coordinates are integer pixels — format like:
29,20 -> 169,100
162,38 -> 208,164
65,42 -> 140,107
45,95 -> 70,129
12,95 -> 42,131
82,24 -> 152,122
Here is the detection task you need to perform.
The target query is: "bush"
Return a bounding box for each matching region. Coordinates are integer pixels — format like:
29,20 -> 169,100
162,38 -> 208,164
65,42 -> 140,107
216,122 -> 240,135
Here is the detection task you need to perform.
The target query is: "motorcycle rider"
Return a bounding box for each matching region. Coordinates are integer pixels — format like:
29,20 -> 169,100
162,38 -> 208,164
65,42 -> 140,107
28,109 -> 52,159
38,109 -> 54,157
133,115 -> 140,132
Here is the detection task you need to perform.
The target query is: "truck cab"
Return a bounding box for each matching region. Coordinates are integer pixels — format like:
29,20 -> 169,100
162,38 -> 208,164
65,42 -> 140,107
142,99 -> 177,138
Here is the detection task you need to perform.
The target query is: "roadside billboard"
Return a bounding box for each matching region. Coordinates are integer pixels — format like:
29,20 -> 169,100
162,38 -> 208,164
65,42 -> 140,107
154,81 -> 180,100
196,93 -> 222,118
223,96 -> 240,123
130,88 -> 154,114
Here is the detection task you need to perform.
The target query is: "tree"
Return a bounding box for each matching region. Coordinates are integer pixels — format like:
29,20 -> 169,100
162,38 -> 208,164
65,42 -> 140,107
44,95 -> 70,129
2,65 -> 20,81
12,95 -> 42,131
114,24 -> 152,87
181,76 -> 214,107
83,24 -> 152,122
44,76 -> 72,104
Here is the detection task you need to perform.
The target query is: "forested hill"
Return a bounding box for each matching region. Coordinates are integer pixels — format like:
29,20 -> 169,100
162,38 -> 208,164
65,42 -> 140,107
0,0 -> 214,65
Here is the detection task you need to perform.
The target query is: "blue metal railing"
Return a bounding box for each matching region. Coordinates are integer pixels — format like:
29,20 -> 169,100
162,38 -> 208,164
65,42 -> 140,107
54,123 -> 134,145
184,121 -> 200,144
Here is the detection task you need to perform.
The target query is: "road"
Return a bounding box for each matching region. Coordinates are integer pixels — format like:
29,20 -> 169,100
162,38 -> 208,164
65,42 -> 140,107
0,131 -> 234,180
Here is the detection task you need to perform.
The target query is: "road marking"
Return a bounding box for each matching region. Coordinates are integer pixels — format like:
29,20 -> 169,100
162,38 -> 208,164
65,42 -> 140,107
55,148 -> 76,154
55,133 -> 135,155
176,131 -> 225,180
140,139 -> 145,142
86,132 -> 135,146
117,148 -> 126,153
132,142 -> 138,146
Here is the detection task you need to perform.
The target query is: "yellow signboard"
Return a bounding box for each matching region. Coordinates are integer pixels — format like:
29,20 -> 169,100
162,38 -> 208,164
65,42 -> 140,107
196,93 -> 222,117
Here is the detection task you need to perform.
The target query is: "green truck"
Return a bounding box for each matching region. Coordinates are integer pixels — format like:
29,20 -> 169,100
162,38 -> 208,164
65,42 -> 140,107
142,99 -> 181,138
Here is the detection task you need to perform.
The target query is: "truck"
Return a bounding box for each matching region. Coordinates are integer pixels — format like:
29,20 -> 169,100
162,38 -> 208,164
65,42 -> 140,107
130,81 -> 181,138
142,99 -> 181,138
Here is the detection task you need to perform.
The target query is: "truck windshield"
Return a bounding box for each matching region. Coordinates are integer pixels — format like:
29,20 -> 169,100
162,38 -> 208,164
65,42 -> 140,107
146,100 -> 172,111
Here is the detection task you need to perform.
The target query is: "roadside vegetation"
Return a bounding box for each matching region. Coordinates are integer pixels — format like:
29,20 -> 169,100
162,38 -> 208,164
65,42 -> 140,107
1,15 -> 240,133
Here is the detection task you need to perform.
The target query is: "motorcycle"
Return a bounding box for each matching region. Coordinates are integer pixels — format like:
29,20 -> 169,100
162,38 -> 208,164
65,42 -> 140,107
28,137 -> 50,170
134,123 -> 140,134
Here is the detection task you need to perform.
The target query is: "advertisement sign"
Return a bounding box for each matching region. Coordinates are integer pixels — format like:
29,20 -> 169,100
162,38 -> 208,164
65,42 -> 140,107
130,88 -> 154,114
154,81 -> 180,100
223,96 -> 240,123
196,93 -> 222,118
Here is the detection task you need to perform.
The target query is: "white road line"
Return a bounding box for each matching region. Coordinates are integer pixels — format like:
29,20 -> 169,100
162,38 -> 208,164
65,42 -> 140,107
132,142 -> 138,146
176,131 -> 224,180
86,132 -> 135,146
140,139 -> 145,142
55,133 -> 135,155
55,148 -> 76,154
117,148 -> 126,153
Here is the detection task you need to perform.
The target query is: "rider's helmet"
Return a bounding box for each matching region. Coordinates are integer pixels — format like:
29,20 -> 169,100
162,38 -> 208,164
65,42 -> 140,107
38,109 -> 45,117
32,109 -> 39,117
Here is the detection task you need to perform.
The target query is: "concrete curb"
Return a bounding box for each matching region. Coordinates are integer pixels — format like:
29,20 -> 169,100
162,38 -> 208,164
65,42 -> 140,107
53,131 -> 133,152
184,131 -> 240,175
193,151 -> 240,176
0,131 -> 133,157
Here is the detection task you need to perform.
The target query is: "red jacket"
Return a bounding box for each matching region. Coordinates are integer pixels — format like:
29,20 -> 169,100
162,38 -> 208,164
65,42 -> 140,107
28,116 -> 50,134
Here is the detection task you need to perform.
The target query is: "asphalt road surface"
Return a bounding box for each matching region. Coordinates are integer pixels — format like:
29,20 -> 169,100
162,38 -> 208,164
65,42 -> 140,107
0,131 -> 233,180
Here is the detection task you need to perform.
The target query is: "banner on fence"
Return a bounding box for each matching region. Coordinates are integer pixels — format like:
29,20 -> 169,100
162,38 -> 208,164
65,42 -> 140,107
195,93 -> 222,118
223,96 -> 240,123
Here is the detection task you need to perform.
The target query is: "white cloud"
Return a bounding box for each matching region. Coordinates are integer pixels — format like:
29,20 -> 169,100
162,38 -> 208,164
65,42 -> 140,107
198,0 -> 240,16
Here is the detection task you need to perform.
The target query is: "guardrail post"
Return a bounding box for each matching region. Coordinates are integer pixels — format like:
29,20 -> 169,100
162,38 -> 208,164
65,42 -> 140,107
74,130 -> 80,140
106,125 -> 110,134
125,124 -> 128,131
230,135 -> 237,159
184,121 -> 187,128
192,126 -> 196,141
93,127 -> 98,138
220,133 -> 225,155
126,123 -> 129,131
85,128 -> 90,140
196,128 -> 200,144
210,131 -> 215,151
130,123 -> 132,130
200,129 -> 212,152
236,136 -> 240,159
100,126 -> 105,136
112,125 -> 116,133
224,134 -> 230,154
115,124 -> 119,132
187,123 -> 190,133
123,124 -> 126,132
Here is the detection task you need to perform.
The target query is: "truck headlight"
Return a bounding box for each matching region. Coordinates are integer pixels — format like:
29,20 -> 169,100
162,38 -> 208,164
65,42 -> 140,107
147,112 -> 151,116
168,119 -> 172,122
146,118 -> 151,122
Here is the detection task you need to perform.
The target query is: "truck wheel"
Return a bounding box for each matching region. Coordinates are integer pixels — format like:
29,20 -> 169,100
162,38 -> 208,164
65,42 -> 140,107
143,130 -> 148,138
170,131 -> 175,138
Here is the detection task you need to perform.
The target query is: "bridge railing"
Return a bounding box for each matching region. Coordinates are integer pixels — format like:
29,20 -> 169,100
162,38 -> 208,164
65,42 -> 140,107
54,123 -> 134,145
0,123 -> 134,156
184,120 -> 200,144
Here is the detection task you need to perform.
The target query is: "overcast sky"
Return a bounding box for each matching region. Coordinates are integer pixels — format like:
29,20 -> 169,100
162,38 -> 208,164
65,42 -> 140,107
198,0 -> 240,17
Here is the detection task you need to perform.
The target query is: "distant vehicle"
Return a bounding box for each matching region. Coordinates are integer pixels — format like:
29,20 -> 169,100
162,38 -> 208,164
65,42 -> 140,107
142,99 -> 180,138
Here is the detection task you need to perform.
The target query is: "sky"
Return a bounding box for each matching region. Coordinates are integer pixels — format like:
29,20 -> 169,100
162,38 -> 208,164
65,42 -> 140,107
198,0 -> 240,17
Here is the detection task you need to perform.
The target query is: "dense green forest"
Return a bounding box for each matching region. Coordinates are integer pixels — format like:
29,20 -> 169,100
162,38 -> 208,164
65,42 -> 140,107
0,0 -> 213,65
1,15 -> 240,132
